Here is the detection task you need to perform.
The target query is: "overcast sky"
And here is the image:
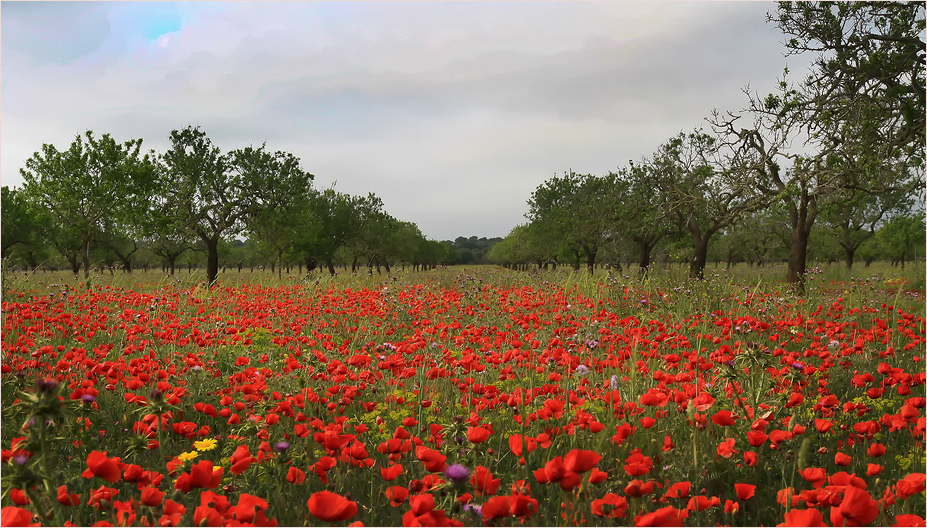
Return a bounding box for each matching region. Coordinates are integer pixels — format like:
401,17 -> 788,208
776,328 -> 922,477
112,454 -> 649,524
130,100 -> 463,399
1,1 -> 814,241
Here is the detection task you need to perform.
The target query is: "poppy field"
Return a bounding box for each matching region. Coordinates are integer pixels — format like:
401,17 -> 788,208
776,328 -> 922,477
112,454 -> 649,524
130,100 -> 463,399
1,266 -> 925,526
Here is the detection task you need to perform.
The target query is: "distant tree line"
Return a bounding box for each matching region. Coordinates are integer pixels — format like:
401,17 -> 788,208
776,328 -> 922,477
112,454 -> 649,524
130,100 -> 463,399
490,2 -> 925,290
3,126 -> 463,285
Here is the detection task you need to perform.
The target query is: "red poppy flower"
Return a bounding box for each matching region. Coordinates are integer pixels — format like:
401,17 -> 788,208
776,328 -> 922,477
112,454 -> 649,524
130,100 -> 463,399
57,485 -> 80,507
381,463 -> 403,481
724,500 -> 739,514
613,423 -> 634,445
415,446 -> 447,473
159,499 -> 186,527
230,445 -> 256,475
286,466 -> 305,484
768,429 -> 793,445
687,495 -> 720,512
747,430 -> 768,447
800,468 -> 827,488
508,434 -> 538,456
624,451 -> 653,477
592,493 -> 628,518
625,480 -> 655,497
588,467 -> 608,484
633,505 -> 686,526
307,491 -> 358,522
471,466 -> 501,495
815,419 -> 834,433
409,493 -> 436,516
692,392 -> 716,411
834,452 -> 852,466
386,486 -> 409,506
664,481 -> 691,499
10,489 -> 29,506
481,496 -> 512,520
1,506 -> 36,527
466,426 -> 490,443
717,438 -> 738,459
189,460 -> 223,489
87,485 -> 118,510
563,449 -> 602,473
194,505 -> 223,527
312,456 -> 337,484
228,494 -> 272,525
893,514 -> 925,527
830,485 -> 878,527
896,473 -> 926,499
711,410 -> 736,426
83,451 -> 123,483
786,393 -> 804,407
781,508 -> 827,527
140,486 -> 164,507
867,443 -> 886,457
735,483 -> 756,500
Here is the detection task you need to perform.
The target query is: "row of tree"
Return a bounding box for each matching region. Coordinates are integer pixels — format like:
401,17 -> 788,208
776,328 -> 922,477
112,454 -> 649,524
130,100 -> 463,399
3,127 -> 461,285
490,188 -> 924,273
491,2 -> 925,288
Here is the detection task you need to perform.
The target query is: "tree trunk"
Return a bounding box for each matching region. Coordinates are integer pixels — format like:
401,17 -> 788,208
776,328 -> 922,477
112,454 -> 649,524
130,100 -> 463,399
205,236 -> 220,286
785,194 -> 816,291
638,241 -> 652,277
689,237 -> 710,279
786,224 -> 811,289
584,246 -> 597,274
842,245 -> 855,270
326,258 -> 336,276
81,237 -> 92,279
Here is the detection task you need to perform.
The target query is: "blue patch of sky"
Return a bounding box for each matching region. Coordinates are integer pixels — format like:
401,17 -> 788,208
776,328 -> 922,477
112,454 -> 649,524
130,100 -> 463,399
107,2 -> 184,42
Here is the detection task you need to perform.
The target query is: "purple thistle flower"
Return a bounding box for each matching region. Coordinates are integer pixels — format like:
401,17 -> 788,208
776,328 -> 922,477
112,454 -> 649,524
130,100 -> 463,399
444,464 -> 470,482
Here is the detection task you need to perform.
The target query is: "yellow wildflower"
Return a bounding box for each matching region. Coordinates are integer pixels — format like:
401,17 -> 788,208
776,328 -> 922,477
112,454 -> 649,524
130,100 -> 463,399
178,450 -> 199,462
194,438 -> 218,452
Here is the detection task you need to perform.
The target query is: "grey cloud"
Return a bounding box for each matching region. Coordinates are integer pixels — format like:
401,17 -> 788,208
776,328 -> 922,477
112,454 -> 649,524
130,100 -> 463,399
1,2 -> 112,63
1,1 -> 817,240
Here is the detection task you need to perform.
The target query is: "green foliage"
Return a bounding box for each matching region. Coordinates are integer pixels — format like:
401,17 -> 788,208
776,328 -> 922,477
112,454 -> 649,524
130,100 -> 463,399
19,131 -> 158,280
160,126 -> 314,285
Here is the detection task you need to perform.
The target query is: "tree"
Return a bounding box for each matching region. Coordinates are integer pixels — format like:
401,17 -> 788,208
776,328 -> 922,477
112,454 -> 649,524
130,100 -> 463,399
96,230 -> 142,273
246,189 -> 312,277
1,186 -> 52,269
292,189 -> 379,275
526,172 -> 617,272
20,131 -> 157,281
611,165 -> 675,276
873,213 -> 926,268
715,208 -> 785,267
818,188 -> 909,269
769,2 -> 924,151
648,130 -> 767,279
721,2 -> 927,289
161,126 -> 313,286
489,224 -> 551,270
